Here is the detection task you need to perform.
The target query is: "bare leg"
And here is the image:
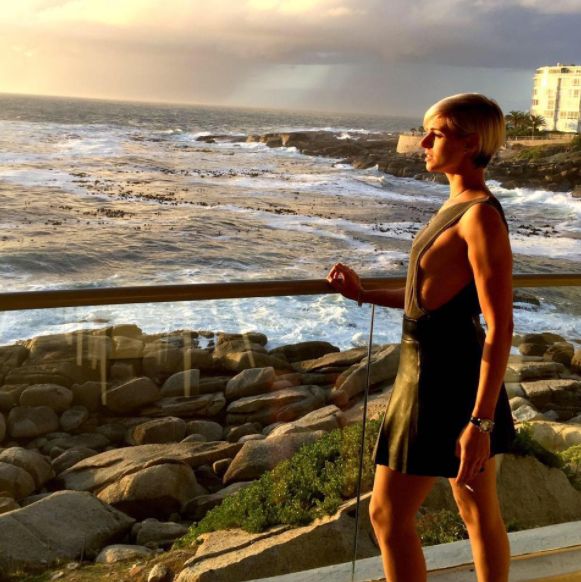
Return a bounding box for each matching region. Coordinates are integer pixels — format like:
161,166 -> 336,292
369,465 -> 436,582
449,457 -> 510,582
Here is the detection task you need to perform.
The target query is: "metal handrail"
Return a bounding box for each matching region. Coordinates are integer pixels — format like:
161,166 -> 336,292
0,273 -> 579,312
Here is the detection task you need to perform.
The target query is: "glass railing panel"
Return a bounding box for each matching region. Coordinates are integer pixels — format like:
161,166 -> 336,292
0,282 -> 579,581
0,294 -> 400,581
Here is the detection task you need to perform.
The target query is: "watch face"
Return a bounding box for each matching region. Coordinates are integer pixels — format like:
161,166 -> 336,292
480,419 -> 494,432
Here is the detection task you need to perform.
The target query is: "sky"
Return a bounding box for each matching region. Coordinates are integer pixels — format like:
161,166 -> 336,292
0,0 -> 580,116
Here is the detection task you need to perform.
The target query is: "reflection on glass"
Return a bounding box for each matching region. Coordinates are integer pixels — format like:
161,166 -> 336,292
0,284 -> 579,580
0,298 -> 389,580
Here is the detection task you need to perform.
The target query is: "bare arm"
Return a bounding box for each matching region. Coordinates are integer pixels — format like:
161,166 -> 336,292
455,202 -> 514,484
326,263 -> 405,309
359,286 -> 406,309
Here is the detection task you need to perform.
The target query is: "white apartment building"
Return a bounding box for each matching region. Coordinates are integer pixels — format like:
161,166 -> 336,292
531,64 -> 581,133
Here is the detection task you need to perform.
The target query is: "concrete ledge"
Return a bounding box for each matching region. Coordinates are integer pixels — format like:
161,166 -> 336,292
249,521 -> 581,582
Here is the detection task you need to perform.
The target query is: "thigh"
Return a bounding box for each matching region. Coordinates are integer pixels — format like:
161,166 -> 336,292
371,465 -> 436,522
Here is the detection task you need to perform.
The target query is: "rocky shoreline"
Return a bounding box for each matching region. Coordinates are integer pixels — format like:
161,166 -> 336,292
0,324 -> 580,581
197,131 -> 581,194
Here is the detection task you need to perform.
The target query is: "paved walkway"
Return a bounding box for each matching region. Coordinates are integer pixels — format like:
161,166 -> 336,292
249,521 -> 581,582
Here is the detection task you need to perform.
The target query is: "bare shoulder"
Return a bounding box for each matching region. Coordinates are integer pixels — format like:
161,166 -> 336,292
458,199 -> 506,237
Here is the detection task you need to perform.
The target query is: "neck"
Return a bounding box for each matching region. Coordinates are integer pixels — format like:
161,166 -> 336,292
445,168 -> 487,199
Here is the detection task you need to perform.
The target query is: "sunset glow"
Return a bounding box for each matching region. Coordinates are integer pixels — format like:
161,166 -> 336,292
0,0 -> 578,114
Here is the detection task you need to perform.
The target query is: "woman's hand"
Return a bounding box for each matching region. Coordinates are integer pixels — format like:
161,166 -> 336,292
326,263 -> 363,303
455,422 -> 491,486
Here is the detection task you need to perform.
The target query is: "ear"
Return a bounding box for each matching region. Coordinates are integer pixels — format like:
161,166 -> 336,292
463,133 -> 480,155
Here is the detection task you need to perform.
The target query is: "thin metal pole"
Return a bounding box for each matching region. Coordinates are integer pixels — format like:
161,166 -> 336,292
351,304 -> 376,582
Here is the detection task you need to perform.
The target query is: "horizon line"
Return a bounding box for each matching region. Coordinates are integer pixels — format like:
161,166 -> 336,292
0,90 -> 422,120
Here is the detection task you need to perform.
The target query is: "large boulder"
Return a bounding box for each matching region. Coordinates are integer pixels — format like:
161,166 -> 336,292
142,346 -> 187,380
58,442 -> 243,493
96,544 -> 152,564
60,405 -> 89,432
268,341 -> 339,363
0,447 -> 53,488
7,406 -> 59,439
45,432 -> 110,454
133,518 -> 189,548
292,347 -> 368,373
267,404 -> 346,437
97,463 -> 205,519
0,345 -> 28,383
0,497 -> 19,515
110,336 -> 144,359
524,420 -> 581,451
175,494 -> 376,582
332,344 -> 400,406
213,340 -> 267,360
544,341 -> 575,367
0,384 -> 28,412
71,380 -> 104,411
161,369 -> 201,397
517,379 -> 554,408
225,422 -> 262,442
498,454 -> 581,527
0,411 -> 5,443
225,367 -> 276,401
26,332 -> 111,362
19,384 -> 73,412
216,332 -> 268,346
105,377 -> 160,413
423,454 -> 581,529
51,447 -> 98,475
0,491 -> 134,572
226,385 -> 327,426
186,420 -> 223,441
5,359 -> 100,388
504,360 -> 566,382
219,351 -> 291,373
129,417 -> 187,445
181,482 -> 253,521
0,462 -> 36,500
513,403 -> 545,422
141,393 -> 226,418
223,431 -> 324,484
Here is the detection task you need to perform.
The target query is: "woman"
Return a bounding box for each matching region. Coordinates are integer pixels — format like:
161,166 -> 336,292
327,93 -> 516,582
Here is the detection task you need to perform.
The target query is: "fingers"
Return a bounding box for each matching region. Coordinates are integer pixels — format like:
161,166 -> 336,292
326,263 -> 355,286
456,456 -> 487,486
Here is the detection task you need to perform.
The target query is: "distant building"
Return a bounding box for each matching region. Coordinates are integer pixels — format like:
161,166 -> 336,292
531,64 -> 581,133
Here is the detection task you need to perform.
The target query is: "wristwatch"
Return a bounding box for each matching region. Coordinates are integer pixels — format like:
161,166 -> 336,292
470,416 -> 495,433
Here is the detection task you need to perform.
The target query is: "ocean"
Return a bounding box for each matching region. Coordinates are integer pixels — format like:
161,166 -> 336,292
0,93 -> 579,350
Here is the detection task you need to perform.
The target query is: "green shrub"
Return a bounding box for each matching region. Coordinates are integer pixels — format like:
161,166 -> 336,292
509,423 -> 564,469
417,509 -> 467,546
516,144 -> 567,160
558,444 -> 581,491
177,419 -> 381,547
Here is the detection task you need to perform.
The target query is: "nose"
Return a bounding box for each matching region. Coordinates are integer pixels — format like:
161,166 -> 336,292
420,133 -> 432,149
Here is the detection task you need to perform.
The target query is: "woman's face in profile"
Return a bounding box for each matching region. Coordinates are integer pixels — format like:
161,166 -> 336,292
420,116 -> 471,174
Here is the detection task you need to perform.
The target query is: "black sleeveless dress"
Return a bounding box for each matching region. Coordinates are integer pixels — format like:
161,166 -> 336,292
372,194 -> 516,477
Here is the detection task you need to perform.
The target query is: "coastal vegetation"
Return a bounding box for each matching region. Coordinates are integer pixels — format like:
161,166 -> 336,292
177,419 -> 381,545
505,110 -> 546,136
177,420 -> 578,550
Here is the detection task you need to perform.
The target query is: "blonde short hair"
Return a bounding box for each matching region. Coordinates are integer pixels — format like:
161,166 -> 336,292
423,93 -> 505,168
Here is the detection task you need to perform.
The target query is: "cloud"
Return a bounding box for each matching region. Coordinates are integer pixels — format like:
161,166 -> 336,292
2,0 -> 579,69
0,0 -> 578,113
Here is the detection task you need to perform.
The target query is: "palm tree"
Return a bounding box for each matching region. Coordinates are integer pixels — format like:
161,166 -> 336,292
505,111 -> 527,134
529,114 -> 546,135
